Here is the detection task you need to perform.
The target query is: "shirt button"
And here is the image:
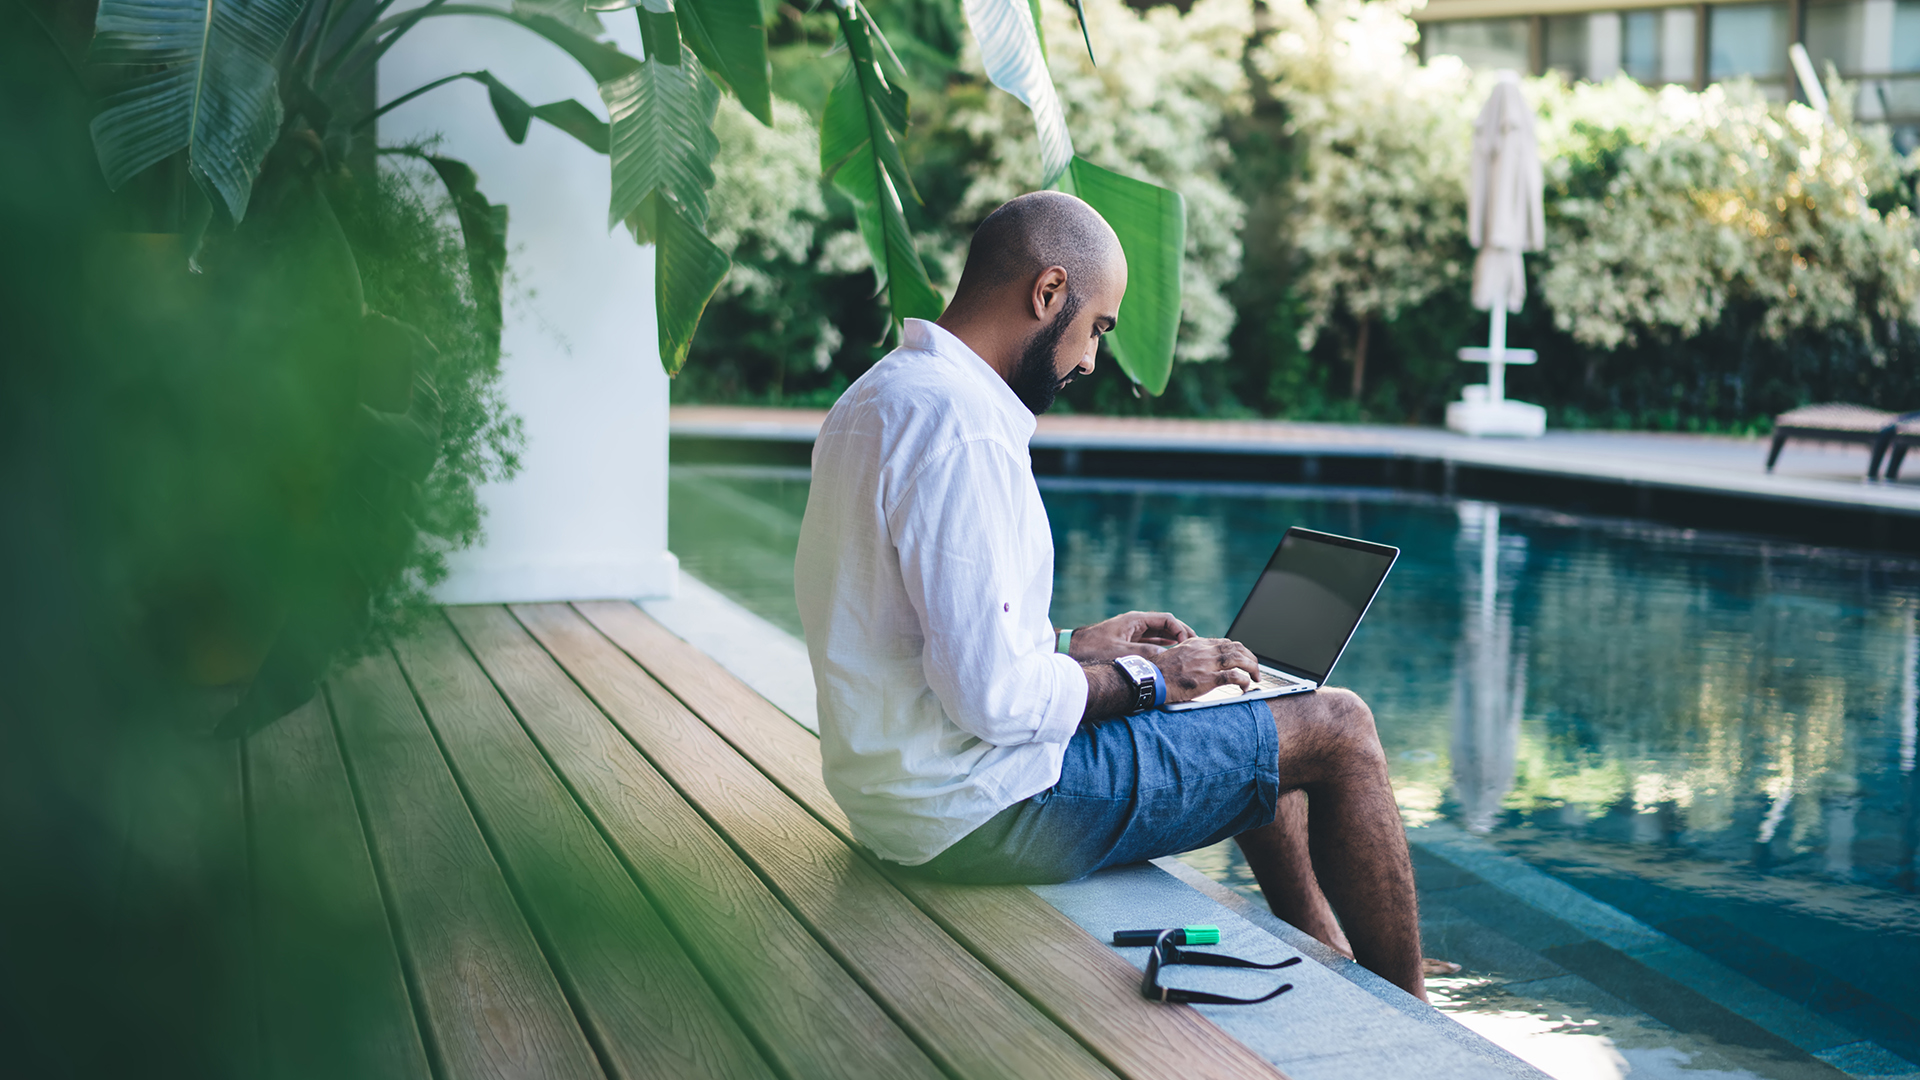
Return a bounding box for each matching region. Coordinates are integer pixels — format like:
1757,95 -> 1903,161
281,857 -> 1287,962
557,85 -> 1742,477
1003,602 -> 1011,612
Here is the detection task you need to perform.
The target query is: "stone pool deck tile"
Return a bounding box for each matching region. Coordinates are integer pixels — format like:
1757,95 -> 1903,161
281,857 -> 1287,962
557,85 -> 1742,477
1158,857 -> 1553,1079
1035,863 -> 1549,1080
670,407 -> 1920,517
1410,824 -> 1917,1074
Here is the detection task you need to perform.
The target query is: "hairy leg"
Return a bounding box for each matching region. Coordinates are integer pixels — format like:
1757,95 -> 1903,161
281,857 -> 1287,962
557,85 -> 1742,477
1235,792 -> 1354,956
1239,689 -> 1425,1001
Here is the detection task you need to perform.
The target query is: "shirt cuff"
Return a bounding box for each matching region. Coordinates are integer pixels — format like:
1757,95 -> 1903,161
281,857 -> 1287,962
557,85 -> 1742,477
1031,652 -> 1088,745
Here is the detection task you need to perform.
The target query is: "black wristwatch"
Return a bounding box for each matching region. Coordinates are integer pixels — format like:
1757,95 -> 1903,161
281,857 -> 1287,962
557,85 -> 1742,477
1113,655 -> 1163,714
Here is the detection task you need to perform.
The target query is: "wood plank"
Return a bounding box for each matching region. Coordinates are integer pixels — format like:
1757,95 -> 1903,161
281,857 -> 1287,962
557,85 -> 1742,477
439,604 -> 942,1080
247,695 -> 432,1080
511,601 -> 1123,1080
574,600 -> 1289,1080
392,617 -> 775,1080
327,651 -> 604,1080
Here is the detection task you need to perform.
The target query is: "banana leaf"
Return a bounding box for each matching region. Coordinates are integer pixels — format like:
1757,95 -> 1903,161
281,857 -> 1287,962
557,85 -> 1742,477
373,5 -> 640,83
963,0 -> 1073,187
675,0 -> 773,125
821,8 -> 941,324
512,0 -> 607,39
642,192 -> 731,375
358,71 -> 609,154
424,157 -> 510,357
89,0 -> 308,222
1058,155 -> 1182,395
602,42 -> 721,230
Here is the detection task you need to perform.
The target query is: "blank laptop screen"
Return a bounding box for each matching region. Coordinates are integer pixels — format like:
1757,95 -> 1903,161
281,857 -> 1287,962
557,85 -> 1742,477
1226,531 -> 1395,682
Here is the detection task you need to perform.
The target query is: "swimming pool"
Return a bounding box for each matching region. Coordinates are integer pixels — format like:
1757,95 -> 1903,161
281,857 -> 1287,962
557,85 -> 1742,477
668,464 -> 1920,1074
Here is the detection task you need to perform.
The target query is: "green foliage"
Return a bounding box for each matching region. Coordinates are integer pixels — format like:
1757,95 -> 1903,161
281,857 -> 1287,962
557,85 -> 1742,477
965,0 -> 1073,186
823,1 -> 944,324
333,166 -> 524,636
676,0 -> 775,124
1536,76 -> 1920,354
687,0 -> 1920,432
676,94 -> 895,404
604,44 -> 721,231
89,0 -> 308,221
1060,155 -> 1185,395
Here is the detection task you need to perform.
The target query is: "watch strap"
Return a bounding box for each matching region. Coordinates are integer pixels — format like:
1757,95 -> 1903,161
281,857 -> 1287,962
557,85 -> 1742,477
1057,628 -> 1074,654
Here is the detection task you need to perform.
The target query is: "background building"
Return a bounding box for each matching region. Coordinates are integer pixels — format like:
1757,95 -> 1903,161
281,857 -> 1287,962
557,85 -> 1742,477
1416,0 -> 1920,146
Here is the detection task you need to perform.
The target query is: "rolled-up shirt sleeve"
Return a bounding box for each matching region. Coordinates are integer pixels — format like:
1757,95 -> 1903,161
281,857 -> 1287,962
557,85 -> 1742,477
888,438 -> 1087,748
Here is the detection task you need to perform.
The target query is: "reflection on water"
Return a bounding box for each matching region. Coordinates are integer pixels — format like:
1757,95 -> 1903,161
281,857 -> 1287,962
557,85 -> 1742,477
1035,476 -> 1920,895
671,465 -> 1920,1069
1454,502 -> 1527,835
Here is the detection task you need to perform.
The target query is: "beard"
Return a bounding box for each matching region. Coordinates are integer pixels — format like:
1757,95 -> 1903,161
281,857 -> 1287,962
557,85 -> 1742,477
1007,291 -> 1083,415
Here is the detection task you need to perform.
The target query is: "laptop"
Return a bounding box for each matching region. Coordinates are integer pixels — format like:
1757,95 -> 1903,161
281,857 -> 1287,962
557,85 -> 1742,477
1166,527 -> 1399,711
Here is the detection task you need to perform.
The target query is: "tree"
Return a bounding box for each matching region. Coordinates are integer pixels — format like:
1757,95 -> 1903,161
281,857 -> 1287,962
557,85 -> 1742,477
1253,0 -> 1474,400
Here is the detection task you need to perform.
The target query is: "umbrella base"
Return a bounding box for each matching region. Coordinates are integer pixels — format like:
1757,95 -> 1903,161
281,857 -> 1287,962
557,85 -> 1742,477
1447,395 -> 1546,438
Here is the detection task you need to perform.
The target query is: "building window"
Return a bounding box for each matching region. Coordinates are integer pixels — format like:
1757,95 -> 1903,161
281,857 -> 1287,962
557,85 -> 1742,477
1622,7 -> 1698,85
1897,0 -> 1920,72
1422,18 -> 1533,72
1545,14 -> 1592,79
1804,0 -> 1865,74
1708,2 -> 1791,81
1622,9 -> 1662,79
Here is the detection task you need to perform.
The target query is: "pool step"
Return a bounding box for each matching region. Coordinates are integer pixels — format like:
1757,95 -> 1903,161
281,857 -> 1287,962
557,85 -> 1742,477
1407,824 -> 1920,1080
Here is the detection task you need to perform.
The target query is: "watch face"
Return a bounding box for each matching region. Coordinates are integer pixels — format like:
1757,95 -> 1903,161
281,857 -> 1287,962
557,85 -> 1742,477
1115,655 -> 1157,712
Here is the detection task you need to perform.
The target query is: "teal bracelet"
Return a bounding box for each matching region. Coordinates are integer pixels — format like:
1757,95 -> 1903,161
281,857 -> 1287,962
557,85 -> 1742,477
1056,628 -> 1074,654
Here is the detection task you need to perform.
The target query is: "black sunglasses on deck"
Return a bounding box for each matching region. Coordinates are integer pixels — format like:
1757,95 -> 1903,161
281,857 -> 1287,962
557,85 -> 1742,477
1140,927 -> 1301,1005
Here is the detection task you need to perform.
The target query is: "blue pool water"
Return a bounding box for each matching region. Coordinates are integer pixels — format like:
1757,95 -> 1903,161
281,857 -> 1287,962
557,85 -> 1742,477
668,465 -> 1920,1070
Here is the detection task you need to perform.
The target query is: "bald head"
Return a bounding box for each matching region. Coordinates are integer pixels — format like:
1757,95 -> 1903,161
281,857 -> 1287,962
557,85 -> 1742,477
936,192 -> 1128,414
951,191 -> 1125,309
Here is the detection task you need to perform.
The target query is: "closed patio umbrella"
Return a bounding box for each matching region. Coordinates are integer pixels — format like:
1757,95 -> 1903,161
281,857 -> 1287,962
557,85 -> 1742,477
1447,73 -> 1549,437
1467,74 -> 1544,313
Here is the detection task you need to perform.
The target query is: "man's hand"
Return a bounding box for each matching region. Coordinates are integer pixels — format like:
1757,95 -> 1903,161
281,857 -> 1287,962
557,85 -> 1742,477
1079,635 -> 1259,722
1153,638 -> 1258,705
1068,611 -> 1195,662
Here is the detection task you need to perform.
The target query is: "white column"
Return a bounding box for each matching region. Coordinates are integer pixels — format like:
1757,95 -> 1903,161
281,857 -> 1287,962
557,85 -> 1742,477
1861,0 -> 1897,119
1589,12 -> 1624,80
1663,6 -> 1699,84
381,13 -> 679,604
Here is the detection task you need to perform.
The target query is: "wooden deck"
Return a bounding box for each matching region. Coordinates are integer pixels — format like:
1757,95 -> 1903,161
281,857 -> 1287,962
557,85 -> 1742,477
235,602 -> 1287,1080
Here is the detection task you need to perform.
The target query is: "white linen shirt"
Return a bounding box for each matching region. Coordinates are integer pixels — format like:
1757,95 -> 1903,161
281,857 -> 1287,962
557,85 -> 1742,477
795,318 -> 1088,865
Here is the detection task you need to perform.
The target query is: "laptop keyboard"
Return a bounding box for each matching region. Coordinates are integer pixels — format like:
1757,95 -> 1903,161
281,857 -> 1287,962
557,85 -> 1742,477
1190,671 -> 1301,703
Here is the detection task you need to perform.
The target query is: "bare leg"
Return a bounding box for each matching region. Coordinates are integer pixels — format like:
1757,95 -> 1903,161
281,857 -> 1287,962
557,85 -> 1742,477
1234,792 -> 1353,957
1238,689 -> 1426,1001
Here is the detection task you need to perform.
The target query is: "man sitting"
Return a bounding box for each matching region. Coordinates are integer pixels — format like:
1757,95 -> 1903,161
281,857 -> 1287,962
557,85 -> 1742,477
795,191 -> 1428,1000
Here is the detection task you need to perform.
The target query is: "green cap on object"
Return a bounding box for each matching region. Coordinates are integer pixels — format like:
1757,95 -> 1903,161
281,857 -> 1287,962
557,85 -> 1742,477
1183,925 -> 1220,945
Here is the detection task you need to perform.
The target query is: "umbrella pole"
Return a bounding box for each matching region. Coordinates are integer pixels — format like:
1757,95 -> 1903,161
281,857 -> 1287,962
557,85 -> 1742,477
1486,305 -> 1507,405
1482,303 -> 1512,403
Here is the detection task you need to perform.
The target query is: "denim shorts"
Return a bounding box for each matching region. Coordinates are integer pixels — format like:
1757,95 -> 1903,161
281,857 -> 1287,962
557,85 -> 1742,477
916,698 -> 1281,884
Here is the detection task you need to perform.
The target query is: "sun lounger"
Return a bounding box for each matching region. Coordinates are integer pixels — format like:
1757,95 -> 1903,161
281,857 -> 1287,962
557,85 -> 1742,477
1766,403 -> 1920,480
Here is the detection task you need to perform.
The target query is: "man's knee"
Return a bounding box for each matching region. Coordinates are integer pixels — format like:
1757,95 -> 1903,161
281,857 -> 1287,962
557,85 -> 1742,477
1271,687 -> 1385,766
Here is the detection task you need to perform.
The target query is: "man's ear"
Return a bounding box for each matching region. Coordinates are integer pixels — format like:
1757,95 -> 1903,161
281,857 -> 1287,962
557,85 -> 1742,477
1031,266 -> 1069,321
